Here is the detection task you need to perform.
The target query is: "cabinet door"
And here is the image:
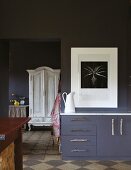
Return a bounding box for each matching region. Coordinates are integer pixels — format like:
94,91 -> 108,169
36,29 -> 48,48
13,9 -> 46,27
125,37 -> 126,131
97,116 -> 131,157
44,69 -> 55,118
117,116 -> 131,156
33,71 -> 45,117
97,116 -> 118,157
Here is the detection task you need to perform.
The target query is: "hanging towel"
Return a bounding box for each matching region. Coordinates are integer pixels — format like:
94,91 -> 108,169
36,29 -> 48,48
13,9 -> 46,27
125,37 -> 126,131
51,93 -> 61,137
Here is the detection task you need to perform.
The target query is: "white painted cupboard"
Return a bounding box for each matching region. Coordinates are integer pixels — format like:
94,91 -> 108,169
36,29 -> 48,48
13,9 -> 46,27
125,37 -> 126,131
27,66 -> 60,129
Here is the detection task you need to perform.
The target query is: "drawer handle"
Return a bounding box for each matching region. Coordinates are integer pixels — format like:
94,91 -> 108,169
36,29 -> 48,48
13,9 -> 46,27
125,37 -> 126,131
71,129 -> 89,132
112,118 -> 115,135
70,139 -> 88,142
71,149 -> 87,152
71,118 -> 88,121
120,118 -> 123,135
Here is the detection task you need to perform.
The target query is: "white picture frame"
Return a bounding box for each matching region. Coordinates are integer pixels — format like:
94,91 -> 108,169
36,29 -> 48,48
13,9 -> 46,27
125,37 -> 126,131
71,47 -> 118,108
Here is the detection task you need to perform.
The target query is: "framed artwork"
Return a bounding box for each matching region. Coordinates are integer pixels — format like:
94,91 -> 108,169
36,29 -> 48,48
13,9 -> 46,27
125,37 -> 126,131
71,48 -> 118,108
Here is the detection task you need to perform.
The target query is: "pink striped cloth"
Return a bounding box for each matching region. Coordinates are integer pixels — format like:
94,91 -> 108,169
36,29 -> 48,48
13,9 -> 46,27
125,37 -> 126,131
51,93 -> 61,137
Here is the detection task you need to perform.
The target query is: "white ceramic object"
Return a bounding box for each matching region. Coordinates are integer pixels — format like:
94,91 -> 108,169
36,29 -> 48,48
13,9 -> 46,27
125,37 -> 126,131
62,92 -> 75,113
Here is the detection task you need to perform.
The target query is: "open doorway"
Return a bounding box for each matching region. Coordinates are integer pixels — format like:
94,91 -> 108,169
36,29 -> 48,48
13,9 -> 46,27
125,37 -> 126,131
8,39 -> 61,161
9,39 -> 61,104
9,39 -> 61,129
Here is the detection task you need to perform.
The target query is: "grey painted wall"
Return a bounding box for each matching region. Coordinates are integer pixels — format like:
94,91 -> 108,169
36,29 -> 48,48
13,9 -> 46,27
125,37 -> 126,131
0,0 -> 130,115
0,41 -> 9,116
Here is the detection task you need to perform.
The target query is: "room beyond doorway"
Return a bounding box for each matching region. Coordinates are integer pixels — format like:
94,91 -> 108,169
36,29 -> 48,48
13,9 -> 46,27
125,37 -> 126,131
9,39 -> 61,105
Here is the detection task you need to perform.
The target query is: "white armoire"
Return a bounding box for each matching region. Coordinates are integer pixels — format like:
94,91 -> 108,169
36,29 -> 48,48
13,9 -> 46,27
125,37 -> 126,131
27,66 -> 60,129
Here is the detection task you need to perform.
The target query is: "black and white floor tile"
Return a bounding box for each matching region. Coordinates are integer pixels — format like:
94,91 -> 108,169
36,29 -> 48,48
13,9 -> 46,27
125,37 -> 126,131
23,156 -> 131,170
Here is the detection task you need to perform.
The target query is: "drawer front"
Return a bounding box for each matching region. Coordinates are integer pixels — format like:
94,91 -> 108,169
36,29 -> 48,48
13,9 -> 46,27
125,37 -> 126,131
62,136 -> 96,146
61,124 -> 96,135
61,115 -> 97,126
62,144 -> 96,156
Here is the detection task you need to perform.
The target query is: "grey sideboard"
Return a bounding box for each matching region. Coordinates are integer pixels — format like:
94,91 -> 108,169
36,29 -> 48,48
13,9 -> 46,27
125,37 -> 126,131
60,113 -> 131,160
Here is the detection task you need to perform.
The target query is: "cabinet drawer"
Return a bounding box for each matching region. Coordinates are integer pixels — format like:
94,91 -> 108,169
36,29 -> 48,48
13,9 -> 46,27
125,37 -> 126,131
61,124 -> 96,135
62,145 -> 96,157
61,115 -> 96,126
62,136 -> 96,146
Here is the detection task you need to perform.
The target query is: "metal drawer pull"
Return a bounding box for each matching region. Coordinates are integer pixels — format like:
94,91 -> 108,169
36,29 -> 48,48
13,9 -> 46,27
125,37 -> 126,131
120,118 -> 123,135
71,129 -> 89,132
112,119 -> 115,135
70,139 -> 88,142
71,118 -> 88,121
71,149 -> 87,152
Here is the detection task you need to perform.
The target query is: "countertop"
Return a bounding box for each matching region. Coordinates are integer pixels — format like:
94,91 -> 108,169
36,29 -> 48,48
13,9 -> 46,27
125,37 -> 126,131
60,112 -> 131,115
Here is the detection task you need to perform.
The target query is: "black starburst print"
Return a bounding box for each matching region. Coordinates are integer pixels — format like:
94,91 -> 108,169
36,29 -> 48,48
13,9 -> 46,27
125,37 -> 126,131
81,62 -> 108,88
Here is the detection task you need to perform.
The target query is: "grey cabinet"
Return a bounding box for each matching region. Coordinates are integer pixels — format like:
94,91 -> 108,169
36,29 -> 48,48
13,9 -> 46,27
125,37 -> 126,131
97,115 -> 131,158
61,115 -> 97,160
61,115 -> 131,160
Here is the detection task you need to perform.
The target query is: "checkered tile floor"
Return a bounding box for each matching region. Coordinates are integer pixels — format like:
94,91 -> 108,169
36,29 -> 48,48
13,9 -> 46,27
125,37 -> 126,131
23,155 -> 131,170
23,131 -> 131,170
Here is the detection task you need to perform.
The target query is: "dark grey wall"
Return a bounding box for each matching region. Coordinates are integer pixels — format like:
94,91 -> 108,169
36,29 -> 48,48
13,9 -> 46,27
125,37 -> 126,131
0,41 -> 9,116
0,0 -> 130,114
127,4 -> 131,111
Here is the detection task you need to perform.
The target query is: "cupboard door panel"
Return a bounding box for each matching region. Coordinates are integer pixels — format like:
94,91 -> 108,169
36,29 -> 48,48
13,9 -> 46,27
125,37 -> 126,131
97,116 -> 131,157
45,70 -> 55,117
97,116 -> 118,156
33,71 -> 44,116
116,116 -> 131,156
